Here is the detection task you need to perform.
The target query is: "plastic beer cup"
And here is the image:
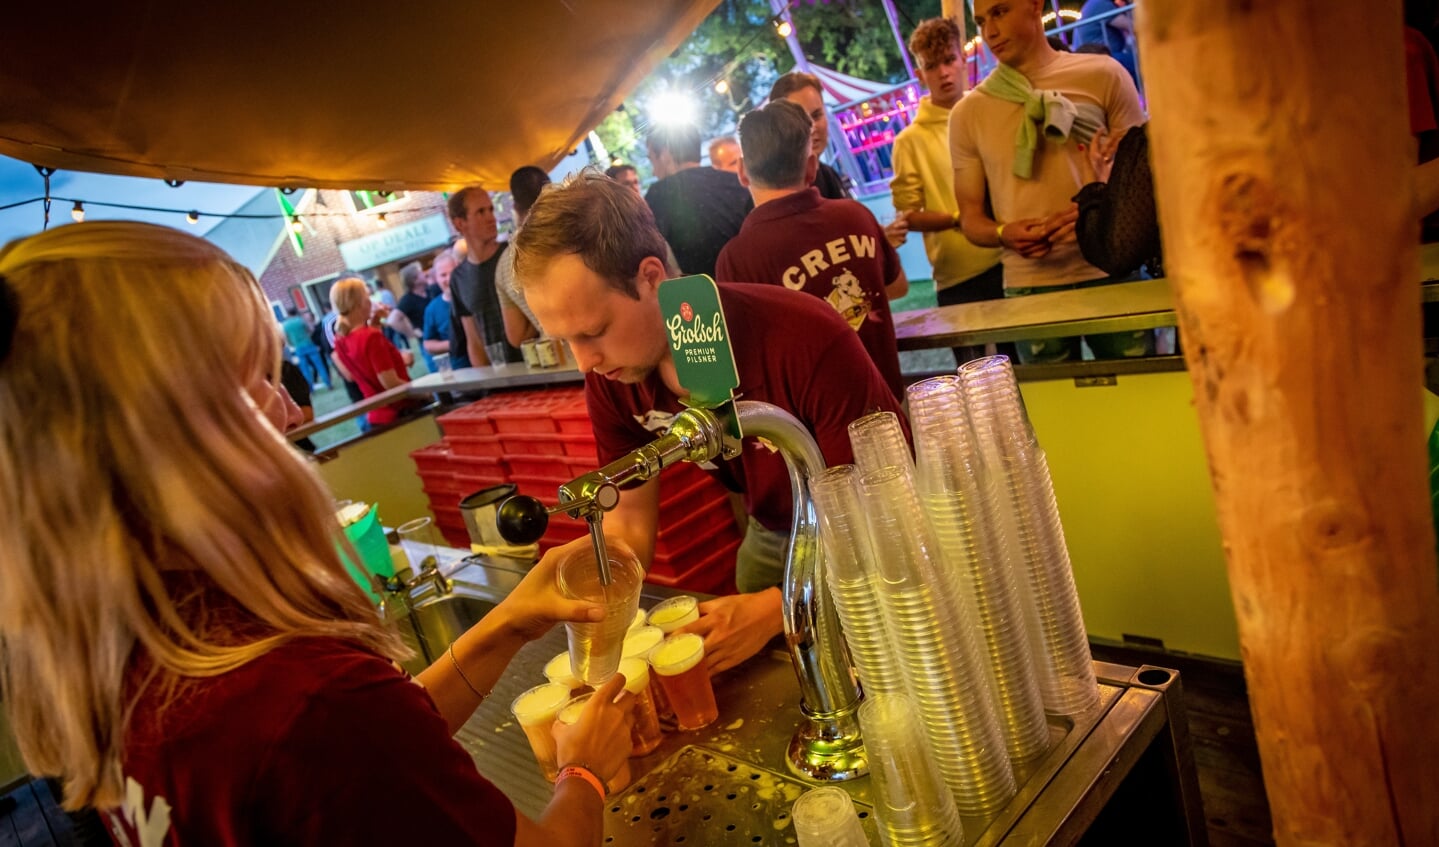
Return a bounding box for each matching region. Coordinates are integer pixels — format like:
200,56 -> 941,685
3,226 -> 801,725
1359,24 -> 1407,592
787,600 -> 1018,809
619,657 -> 664,757
623,625 -> 673,723
511,682 -> 570,781
647,595 -> 699,634
544,651 -> 584,692
557,693 -> 632,792
556,544 -> 644,686
650,633 -> 718,731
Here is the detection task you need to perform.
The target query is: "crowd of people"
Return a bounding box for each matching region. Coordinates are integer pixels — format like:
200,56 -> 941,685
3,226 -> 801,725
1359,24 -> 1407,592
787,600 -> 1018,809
6,0 -> 1438,844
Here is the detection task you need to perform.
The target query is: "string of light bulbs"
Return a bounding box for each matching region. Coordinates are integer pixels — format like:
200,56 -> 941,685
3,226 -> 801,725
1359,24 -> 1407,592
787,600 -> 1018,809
0,194 -> 444,228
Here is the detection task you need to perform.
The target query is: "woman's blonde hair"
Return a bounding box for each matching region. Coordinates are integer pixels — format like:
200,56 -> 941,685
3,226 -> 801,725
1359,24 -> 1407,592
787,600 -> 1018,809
0,222 -> 404,810
331,275 -> 371,334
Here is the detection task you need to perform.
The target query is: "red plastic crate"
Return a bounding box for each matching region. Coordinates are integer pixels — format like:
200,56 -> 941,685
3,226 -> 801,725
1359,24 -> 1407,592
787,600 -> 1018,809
557,433 -> 598,461
655,496 -> 739,545
507,473 -> 569,506
498,433 -> 567,456
410,442 -> 454,475
657,473 -> 732,523
644,537 -> 741,595
507,454 -> 572,478
554,413 -> 593,435
450,435 -> 504,458
437,404 -> 497,437
421,472 -> 467,499
650,516 -> 742,575
489,406 -> 560,435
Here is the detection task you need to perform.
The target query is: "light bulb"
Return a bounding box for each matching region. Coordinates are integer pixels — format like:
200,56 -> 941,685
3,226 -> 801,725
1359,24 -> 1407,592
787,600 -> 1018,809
186,211 -> 200,224
775,19 -> 793,38
715,79 -> 729,95
71,201 -> 85,223
376,212 -> 388,228
290,216 -> 303,234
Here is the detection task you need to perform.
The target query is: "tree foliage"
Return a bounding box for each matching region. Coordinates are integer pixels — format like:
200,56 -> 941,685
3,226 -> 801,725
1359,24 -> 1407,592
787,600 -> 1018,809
629,0 -> 941,140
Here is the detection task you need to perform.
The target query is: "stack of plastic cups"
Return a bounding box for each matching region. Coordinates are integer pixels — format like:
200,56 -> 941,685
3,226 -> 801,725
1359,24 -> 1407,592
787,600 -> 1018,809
908,376 -> 1050,764
859,693 -> 965,847
792,787 -> 871,847
958,356 -> 1099,716
811,465 -> 907,698
858,465 -> 1016,817
848,410 -> 914,478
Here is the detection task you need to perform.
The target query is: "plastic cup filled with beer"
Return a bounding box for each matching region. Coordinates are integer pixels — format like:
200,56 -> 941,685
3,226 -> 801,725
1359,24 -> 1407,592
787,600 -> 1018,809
628,607 -> 648,632
650,633 -> 718,731
544,651 -> 584,692
647,595 -> 699,634
558,693 -> 632,792
623,625 -> 673,722
618,657 -> 664,756
510,682 -> 571,781
556,543 -> 644,686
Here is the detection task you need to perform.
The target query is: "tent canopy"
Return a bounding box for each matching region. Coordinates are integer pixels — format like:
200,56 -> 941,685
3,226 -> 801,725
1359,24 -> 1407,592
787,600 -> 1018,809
0,1 -> 720,192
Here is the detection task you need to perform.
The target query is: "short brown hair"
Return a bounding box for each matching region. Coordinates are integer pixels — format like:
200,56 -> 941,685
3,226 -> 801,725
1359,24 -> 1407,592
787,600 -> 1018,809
909,17 -> 963,69
737,100 -> 812,190
513,170 -> 669,300
446,186 -> 484,221
769,71 -> 823,102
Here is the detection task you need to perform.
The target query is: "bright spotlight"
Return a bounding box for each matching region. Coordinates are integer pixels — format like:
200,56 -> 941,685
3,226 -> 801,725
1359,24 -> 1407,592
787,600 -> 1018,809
649,91 -> 697,126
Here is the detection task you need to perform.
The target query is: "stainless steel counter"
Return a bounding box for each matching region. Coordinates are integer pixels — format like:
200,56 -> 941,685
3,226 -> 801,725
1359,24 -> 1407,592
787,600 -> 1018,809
451,574 -> 1205,845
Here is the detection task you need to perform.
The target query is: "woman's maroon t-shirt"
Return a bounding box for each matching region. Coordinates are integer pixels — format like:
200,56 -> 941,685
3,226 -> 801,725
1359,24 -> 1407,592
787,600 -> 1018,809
333,326 -> 410,425
107,637 -> 516,846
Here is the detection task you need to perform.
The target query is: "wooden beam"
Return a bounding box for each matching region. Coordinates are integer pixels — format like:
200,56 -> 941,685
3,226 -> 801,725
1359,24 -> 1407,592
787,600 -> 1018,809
1139,1 -> 1439,843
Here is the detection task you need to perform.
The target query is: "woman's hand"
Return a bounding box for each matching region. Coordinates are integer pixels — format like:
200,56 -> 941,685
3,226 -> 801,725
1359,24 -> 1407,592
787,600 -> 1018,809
552,674 -> 636,790
681,588 -> 783,674
491,538 -> 607,642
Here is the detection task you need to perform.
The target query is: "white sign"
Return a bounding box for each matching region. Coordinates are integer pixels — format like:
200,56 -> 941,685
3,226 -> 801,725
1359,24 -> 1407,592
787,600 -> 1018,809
338,213 -> 451,270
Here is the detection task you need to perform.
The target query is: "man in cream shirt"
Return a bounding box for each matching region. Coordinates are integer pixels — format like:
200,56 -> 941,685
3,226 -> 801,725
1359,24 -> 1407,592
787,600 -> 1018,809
951,0 -> 1148,362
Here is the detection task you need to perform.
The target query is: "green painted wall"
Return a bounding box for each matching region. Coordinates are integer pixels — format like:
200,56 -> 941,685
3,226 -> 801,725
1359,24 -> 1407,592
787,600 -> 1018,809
1021,370 -> 1240,660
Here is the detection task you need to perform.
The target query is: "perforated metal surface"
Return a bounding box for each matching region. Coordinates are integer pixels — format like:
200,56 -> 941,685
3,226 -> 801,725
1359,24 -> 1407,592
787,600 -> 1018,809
602,746 -> 879,847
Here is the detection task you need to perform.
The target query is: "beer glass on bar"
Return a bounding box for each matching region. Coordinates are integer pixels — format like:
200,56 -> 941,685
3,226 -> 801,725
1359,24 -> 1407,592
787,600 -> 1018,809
649,633 -> 718,731
510,682 -> 571,781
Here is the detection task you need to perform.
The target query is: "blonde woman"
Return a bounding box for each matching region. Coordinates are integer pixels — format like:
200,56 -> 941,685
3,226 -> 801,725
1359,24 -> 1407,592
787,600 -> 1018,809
329,275 -> 414,426
0,222 -> 634,846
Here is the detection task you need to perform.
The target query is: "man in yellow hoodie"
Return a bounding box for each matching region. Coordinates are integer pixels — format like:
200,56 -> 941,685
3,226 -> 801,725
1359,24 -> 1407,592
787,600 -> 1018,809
890,16 -> 1006,362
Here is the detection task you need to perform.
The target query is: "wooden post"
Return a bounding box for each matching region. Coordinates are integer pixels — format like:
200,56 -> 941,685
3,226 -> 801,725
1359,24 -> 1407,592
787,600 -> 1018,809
1139,2 -> 1439,843
941,0 -> 970,93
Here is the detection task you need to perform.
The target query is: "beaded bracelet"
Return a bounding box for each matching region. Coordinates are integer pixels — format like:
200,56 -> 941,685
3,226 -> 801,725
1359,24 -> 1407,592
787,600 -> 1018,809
556,764 -> 607,801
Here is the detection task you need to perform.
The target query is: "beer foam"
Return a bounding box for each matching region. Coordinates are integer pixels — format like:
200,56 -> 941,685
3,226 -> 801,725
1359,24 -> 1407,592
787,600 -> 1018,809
544,652 -> 579,687
650,633 -> 705,676
618,657 -> 650,693
647,596 -> 698,628
623,626 -> 665,659
557,694 -> 592,725
512,682 -> 570,723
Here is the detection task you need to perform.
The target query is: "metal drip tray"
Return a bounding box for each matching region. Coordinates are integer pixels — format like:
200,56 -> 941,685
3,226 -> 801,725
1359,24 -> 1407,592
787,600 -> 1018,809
603,746 -> 878,846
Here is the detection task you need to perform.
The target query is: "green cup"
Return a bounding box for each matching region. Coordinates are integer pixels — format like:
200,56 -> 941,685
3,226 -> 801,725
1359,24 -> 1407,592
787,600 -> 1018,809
338,504 -> 394,602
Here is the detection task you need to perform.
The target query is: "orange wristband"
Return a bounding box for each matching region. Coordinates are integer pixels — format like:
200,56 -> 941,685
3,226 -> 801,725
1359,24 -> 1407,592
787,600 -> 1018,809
556,764 -> 607,800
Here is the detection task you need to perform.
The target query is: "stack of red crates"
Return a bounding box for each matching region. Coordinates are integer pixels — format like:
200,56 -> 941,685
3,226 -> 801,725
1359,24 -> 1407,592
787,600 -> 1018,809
410,388 -> 741,594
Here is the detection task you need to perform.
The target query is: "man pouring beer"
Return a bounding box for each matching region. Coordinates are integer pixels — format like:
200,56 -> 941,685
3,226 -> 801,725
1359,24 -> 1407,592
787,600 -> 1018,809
513,171 -> 905,673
